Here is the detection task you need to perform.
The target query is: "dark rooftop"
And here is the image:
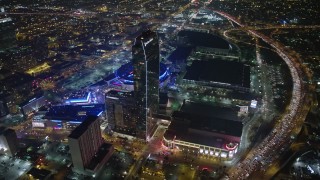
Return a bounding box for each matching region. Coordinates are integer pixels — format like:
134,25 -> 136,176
177,30 -> 230,49
0,69 -> 12,80
179,101 -> 241,122
171,112 -> 242,137
159,92 -> 168,105
0,127 -> 15,136
51,61 -> 76,71
0,126 -> 7,134
68,115 -> 98,139
0,72 -> 34,90
184,59 -> 250,88
134,29 -> 156,44
45,104 -> 105,122
165,102 -> 243,147
167,47 -> 193,62
3,128 -> 15,136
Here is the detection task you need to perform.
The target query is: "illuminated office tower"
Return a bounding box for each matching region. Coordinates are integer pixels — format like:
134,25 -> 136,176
105,90 -> 139,136
132,30 -> 160,140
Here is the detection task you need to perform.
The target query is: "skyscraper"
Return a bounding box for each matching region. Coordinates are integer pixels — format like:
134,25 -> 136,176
132,30 -> 160,140
68,116 -> 113,174
105,90 -> 138,136
0,127 -> 18,156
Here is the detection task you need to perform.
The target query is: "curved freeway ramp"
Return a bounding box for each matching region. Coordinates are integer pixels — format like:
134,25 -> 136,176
213,11 -> 312,180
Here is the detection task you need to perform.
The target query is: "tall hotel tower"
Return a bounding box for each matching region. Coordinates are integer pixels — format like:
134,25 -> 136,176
132,30 -> 160,140
68,116 -> 113,174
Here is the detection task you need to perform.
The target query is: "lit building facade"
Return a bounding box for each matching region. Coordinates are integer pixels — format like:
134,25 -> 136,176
163,102 -> 242,159
132,30 -> 160,140
105,90 -> 139,136
68,116 -> 113,174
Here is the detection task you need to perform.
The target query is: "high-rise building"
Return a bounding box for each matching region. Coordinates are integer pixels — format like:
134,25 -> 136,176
105,90 -> 139,136
0,127 -> 18,156
68,116 -> 113,174
0,98 -> 9,118
132,30 -> 160,140
0,17 -> 15,50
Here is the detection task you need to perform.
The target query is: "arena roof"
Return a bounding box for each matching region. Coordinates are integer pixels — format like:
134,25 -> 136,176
177,30 -> 230,49
179,101 -> 242,123
174,102 -> 243,137
68,115 -> 98,139
164,102 -> 243,148
184,59 -> 250,89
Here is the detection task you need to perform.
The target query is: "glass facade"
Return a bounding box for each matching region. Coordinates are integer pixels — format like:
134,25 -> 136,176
132,30 -> 160,140
105,90 -> 139,136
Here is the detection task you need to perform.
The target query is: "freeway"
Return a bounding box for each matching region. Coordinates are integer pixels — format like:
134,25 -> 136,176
240,24 -> 320,31
213,11 -> 312,179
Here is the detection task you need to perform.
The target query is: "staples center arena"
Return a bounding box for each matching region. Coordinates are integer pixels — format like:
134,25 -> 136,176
110,62 -> 170,90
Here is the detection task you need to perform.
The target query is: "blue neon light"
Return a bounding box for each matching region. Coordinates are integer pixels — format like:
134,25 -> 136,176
51,120 -> 62,122
69,121 -> 82,124
97,111 -> 103,116
68,92 -> 91,103
159,70 -> 168,80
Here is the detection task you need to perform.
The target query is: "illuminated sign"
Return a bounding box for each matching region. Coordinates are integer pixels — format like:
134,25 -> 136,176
67,92 -> 91,103
250,100 -> 257,108
221,152 -> 227,158
32,122 -> 45,128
